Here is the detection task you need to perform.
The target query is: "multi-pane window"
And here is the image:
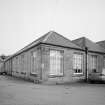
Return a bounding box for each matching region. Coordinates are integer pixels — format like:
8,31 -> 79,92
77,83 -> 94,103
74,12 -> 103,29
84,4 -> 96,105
15,57 -> 18,72
31,51 -> 37,74
12,58 -> 15,72
50,50 -> 63,75
102,57 -> 105,74
21,54 -> 25,72
103,57 -> 105,68
73,53 -> 83,74
91,55 -> 97,72
16,56 -> 19,73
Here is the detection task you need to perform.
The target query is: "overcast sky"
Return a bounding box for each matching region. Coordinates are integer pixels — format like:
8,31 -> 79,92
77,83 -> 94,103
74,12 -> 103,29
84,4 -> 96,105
0,0 -> 105,55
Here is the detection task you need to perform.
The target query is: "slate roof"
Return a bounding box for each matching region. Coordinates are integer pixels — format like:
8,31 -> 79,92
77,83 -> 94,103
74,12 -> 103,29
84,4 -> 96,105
0,58 -> 4,62
96,40 -> 105,49
17,31 -> 82,54
72,37 -> 105,54
41,31 -> 82,49
6,31 -> 82,60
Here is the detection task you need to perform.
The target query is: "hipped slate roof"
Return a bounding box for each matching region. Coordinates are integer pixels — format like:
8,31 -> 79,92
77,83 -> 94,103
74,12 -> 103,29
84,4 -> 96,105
17,31 -> 82,54
41,31 -> 82,49
96,40 -> 105,49
72,37 -> 105,54
6,31 -> 82,60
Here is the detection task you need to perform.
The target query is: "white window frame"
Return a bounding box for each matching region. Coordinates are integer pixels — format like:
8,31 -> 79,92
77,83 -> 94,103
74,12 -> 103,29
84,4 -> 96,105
21,54 -> 25,73
73,53 -> 83,74
31,51 -> 38,74
49,50 -> 63,76
91,55 -> 97,73
104,58 -> 105,68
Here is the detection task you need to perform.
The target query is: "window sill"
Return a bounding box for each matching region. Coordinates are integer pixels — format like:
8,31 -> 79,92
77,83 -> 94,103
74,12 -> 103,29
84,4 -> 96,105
21,72 -> 26,75
72,73 -> 84,77
48,74 -> 63,78
30,72 -> 37,74
30,73 -> 38,77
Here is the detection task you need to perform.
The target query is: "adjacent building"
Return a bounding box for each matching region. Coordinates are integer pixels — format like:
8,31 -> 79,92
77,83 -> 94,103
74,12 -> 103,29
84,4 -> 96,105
72,37 -> 105,80
96,40 -> 105,49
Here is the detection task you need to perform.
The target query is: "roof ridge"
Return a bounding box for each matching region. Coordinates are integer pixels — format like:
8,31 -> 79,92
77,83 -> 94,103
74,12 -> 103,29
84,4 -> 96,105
42,31 -> 53,42
12,33 -> 48,55
73,36 -> 105,53
82,37 -> 86,48
49,31 -> 82,49
96,40 -> 105,43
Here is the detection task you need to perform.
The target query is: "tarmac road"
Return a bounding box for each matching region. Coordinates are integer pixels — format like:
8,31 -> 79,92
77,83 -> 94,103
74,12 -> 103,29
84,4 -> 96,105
0,75 -> 105,105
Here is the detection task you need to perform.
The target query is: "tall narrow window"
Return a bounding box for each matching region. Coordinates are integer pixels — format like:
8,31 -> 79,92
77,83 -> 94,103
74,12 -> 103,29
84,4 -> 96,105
102,57 -> 105,74
15,56 -> 18,72
91,55 -> 97,72
103,57 -> 105,68
73,53 -> 83,74
31,51 -> 37,74
21,54 -> 25,73
50,50 -> 63,76
12,58 -> 15,72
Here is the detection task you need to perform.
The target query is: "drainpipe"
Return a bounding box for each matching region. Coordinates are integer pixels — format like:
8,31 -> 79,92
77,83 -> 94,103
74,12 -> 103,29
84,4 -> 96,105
85,47 -> 88,82
40,46 -> 42,80
3,62 -> 5,74
11,59 -> 12,76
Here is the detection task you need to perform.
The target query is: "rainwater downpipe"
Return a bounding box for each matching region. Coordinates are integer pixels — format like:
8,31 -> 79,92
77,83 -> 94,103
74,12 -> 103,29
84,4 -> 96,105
85,47 -> 88,82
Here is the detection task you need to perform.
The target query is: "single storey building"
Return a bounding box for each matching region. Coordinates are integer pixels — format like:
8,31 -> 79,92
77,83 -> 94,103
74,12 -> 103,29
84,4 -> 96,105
4,31 -> 105,84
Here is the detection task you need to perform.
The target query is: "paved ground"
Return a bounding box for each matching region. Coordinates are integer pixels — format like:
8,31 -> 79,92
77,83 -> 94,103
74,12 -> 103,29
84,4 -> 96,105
0,75 -> 105,105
